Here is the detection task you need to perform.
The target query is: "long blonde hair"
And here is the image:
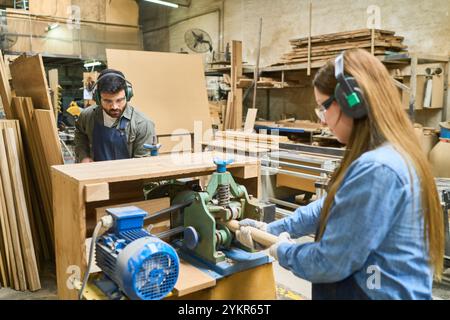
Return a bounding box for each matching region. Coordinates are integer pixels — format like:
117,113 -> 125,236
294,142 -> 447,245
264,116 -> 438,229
313,49 -> 444,279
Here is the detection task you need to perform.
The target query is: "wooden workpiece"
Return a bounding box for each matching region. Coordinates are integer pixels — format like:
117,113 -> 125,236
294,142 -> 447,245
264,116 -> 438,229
52,152 -> 261,300
106,49 -> 212,153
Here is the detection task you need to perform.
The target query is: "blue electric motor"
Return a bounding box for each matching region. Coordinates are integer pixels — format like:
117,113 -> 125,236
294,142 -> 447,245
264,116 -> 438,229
95,206 -> 179,300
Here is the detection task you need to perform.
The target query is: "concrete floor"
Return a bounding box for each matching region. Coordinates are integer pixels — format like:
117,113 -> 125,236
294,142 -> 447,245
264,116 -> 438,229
0,263 -> 57,300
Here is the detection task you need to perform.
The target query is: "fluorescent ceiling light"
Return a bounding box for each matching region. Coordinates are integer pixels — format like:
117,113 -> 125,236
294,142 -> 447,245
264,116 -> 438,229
84,61 -> 102,68
46,23 -> 60,31
144,0 -> 179,8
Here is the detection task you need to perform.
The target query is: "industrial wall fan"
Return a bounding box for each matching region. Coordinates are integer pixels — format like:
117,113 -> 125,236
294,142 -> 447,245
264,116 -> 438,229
184,28 -> 213,53
0,24 -> 18,50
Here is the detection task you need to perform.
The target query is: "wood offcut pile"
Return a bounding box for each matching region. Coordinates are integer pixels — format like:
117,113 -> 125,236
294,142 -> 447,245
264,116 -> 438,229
273,28 -> 408,66
0,51 -> 64,291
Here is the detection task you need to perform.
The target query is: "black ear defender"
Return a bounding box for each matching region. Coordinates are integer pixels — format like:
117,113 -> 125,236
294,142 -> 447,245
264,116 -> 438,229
334,52 -> 368,119
92,70 -> 134,106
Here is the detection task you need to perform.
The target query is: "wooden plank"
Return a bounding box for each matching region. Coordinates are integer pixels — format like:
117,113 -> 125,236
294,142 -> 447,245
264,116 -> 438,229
106,50 -> 212,153
0,223 -> 8,287
0,120 -> 46,263
286,40 -> 404,55
289,28 -> 396,45
173,259 -> 216,297
229,164 -> 259,179
0,132 -> 27,291
174,262 -> 275,299
11,98 -> 54,255
307,0 -> 312,76
243,108 -> 258,133
33,109 -> 63,166
216,131 -> 289,143
84,182 -> 110,203
0,168 -> 15,289
51,152 -> 259,184
224,91 -> 233,130
3,128 -> 40,291
202,139 -> 276,154
22,99 -> 54,240
52,172 -> 85,300
0,50 -> 13,119
231,41 -> 243,129
9,54 -> 53,111
48,69 -> 59,121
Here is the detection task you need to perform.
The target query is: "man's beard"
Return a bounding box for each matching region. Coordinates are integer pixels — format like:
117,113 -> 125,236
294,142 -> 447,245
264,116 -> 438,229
106,108 -> 122,118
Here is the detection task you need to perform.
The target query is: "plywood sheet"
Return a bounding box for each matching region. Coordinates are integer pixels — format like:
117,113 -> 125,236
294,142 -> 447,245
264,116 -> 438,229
106,49 -> 212,153
10,54 -> 53,111
29,0 -> 71,17
106,0 -> 139,26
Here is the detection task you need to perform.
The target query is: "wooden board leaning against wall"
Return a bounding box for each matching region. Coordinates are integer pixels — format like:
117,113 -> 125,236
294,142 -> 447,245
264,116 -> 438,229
106,49 -> 213,154
0,51 -> 64,262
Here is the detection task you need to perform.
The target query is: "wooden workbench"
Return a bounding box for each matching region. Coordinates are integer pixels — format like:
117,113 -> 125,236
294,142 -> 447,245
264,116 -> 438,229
82,262 -> 276,300
51,152 -> 261,300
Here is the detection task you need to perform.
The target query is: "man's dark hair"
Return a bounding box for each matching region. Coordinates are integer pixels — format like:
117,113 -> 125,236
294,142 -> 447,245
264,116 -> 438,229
97,69 -> 127,94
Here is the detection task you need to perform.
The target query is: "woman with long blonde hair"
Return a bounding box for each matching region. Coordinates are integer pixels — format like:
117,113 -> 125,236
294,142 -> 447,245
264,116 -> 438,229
236,49 -> 444,299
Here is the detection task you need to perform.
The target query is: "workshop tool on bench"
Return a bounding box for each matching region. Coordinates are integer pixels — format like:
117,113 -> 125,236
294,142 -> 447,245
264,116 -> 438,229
143,136 -> 162,156
80,206 -> 179,300
170,158 -> 276,275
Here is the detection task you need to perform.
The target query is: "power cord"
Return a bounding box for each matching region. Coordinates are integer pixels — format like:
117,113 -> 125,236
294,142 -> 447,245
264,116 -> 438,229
78,215 -> 113,300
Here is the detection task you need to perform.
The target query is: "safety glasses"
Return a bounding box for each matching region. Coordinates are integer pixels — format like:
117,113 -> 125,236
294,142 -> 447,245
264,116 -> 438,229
315,95 -> 335,123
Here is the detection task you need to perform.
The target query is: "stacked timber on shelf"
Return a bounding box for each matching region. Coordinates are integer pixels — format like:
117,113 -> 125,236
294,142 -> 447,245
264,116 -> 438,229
209,100 -> 226,130
273,29 -> 407,66
255,120 -> 324,133
0,52 -> 63,263
0,120 -> 41,291
203,130 -> 290,155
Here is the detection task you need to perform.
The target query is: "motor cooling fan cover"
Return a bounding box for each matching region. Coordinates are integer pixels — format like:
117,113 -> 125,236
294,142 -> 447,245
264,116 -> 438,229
116,237 -> 179,300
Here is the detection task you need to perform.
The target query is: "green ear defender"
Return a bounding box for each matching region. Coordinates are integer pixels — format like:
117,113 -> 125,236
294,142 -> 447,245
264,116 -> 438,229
334,52 -> 368,119
92,71 -> 134,106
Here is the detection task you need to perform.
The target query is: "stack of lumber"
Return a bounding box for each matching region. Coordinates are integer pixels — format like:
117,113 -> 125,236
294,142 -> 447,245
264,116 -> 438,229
255,120 -> 324,133
203,130 -> 289,154
273,29 -> 407,66
0,52 -> 64,264
0,120 -> 41,291
216,131 -> 289,144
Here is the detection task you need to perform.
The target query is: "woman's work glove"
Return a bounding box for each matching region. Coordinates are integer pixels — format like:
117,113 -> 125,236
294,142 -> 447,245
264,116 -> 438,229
238,218 -> 268,232
268,232 -> 295,260
235,219 -> 268,250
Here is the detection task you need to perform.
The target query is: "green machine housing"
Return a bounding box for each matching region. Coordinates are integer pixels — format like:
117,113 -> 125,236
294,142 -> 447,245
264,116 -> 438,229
172,159 -> 275,264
